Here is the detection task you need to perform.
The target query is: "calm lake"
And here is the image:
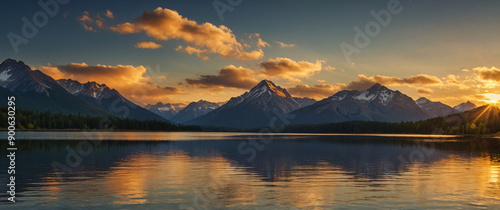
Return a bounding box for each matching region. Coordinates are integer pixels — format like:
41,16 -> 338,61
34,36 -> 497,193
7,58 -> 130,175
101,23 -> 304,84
1,132 -> 500,209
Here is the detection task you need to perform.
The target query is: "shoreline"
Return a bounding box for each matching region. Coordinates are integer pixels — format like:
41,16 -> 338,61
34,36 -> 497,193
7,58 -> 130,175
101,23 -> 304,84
1,129 -> 499,138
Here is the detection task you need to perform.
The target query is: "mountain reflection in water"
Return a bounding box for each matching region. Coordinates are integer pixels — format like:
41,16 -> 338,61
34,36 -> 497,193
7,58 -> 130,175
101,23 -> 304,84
1,132 -> 499,209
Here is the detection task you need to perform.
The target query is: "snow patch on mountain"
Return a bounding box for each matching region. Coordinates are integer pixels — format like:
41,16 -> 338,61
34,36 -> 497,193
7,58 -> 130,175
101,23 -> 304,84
354,91 -> 376,101
0,68 -> 12,82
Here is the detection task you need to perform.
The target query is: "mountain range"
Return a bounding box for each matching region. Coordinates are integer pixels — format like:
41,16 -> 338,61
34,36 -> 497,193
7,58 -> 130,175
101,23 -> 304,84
453,101 -> 477,112
290,84 -> 431,125
0,59 -> 166,121
187,81 -> 478,128
170,100 -> 220,123
57,79 -> 165,121
0,59 -> 113,116
416,97 -> 457,118
144,102 -> 180,120
187,80 -> 302,128
0,59 -> 480,129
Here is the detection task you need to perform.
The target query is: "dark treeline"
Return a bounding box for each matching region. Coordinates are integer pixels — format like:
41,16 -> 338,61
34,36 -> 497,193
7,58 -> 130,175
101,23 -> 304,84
1,105 -> 499,134
0,107 -> 202,131
282,105 -> 500,135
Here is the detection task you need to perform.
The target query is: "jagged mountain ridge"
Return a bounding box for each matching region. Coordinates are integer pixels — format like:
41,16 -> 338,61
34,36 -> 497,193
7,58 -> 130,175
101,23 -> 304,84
453,101 -> 477,112
170,100 -> 220,123
144,102 -> 180,120
294,97 -> 317,108
57,79 -> 167,121
416,97 -> 457,118
1,58 -> 484,129
0,59 -> 113,116
289,84 -> 431,125
187,80 -> 300,128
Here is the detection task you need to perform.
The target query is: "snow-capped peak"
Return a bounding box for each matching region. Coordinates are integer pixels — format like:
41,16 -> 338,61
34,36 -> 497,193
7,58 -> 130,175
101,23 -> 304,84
416,97 -> 429,105
352,84 -> 395,106
453,101 -> 477,112
57,79 -> 117,100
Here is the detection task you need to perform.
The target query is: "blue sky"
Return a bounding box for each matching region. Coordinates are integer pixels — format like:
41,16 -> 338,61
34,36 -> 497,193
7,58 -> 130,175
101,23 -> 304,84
2,0 -> 500,105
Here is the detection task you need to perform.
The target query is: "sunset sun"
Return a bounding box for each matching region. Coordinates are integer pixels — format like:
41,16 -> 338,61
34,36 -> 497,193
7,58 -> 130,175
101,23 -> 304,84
482,93 -> 500,105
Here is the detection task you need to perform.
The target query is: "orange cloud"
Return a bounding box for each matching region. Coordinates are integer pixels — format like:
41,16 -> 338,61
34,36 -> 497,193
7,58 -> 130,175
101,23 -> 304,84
417,87 -> 433,94
288,84 -> 337,99
275,41 -> 295,48
343,74 -> 442,90
78,11 -> 95,32
108,7 -> 264,61
40,63 -> 183,105
175,46 -> 209,60
474,66 -> 500,81
445,74 -> 460,85
184,65 -> 259,89
258,57 -> 325,81
78,10 -> 115,31
78,11 -> 92,22
257,38 -> 270,48
135,41 -> 163,49
474,94 -> 488,101
105,10 -> 114,19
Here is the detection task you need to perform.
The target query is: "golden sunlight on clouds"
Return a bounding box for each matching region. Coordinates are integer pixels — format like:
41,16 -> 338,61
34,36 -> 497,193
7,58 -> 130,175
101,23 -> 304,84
341,74 -> 442,90
257,38 -> 270,48
78,11 -> 95,32
183,57 -> 328,89
134,41 -> 163,49
40,63 -> 183,105
481,93 -> 500,104
175,46 -> 209,60
184,65 -> 259,89
78,10 -> 115,31
474,67 -> 500,81
105,10 -> 114,19
258,57 -> 325,82
275,41 -> 295,48
108,7 -> 264,61
417,87 -> 433,94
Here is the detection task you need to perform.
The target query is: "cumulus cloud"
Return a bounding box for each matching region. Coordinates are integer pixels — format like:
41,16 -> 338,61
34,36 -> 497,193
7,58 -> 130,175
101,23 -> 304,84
135,41 -> 163,49
474,66 -> 500,81
417,87 -> 433,94
342,74 -> 442,90
258,57 -> 325,81
182,57 -> 329,89
108,7 -> 264,61
184,65 -> 259,89
40,63 -> 183,104
288,84 -> 337,99
275,41 -> 295,48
